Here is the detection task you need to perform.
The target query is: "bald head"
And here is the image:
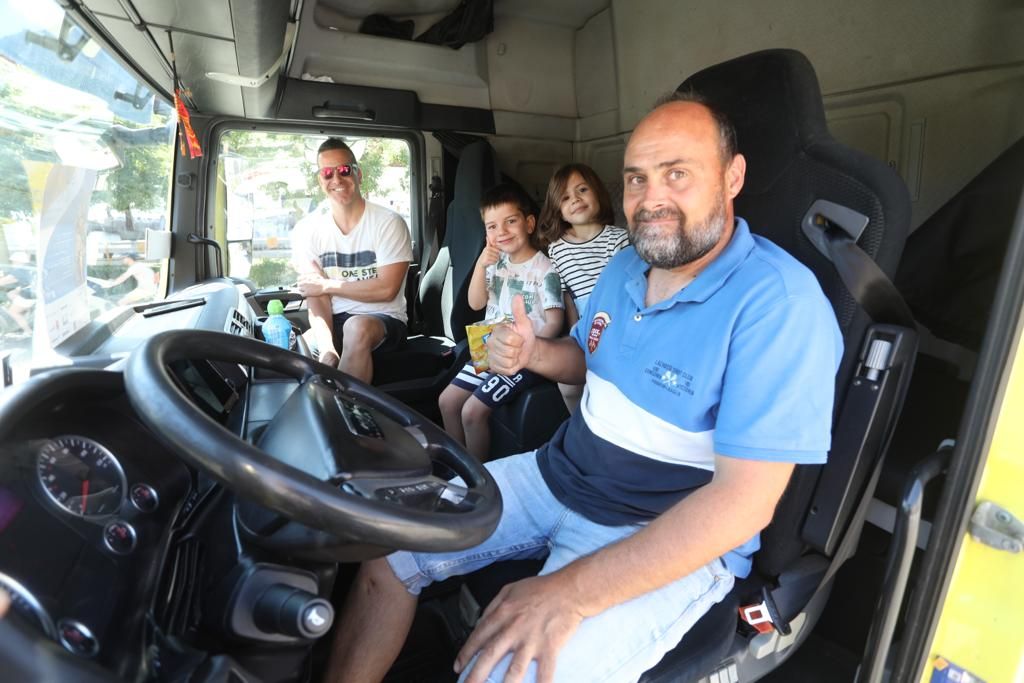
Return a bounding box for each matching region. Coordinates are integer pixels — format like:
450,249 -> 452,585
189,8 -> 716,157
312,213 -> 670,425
621,99 -> 746,271
650,91 -> 738,163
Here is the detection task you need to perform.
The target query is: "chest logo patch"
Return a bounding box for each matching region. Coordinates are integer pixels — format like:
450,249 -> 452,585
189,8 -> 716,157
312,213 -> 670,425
588,312 -> 611,353
644,360 -> 695,396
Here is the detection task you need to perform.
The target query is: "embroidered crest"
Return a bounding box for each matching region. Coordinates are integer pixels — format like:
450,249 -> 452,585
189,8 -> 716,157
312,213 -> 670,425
588,312 -> 611,353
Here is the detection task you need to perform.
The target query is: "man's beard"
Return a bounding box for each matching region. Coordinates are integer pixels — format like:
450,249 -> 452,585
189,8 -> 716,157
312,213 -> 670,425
630,194 -> 728,269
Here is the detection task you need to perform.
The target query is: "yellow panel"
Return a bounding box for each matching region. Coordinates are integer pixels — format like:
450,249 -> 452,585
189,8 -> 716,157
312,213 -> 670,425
922,336 -> 1024,683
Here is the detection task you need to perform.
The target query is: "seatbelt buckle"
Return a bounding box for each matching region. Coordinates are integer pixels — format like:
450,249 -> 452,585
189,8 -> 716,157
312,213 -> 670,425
739,587 -> 793,636
739,601 -> 774,634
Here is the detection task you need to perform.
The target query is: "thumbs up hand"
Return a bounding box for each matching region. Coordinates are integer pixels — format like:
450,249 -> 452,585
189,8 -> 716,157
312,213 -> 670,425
488,295 -> 535,375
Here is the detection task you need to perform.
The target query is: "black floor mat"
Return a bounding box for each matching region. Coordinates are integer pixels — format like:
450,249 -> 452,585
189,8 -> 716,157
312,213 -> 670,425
759,633 -> 860,683
384,594 -> 465,683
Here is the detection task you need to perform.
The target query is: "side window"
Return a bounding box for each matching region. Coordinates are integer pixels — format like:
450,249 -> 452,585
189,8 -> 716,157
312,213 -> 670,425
215,131 -> 412,289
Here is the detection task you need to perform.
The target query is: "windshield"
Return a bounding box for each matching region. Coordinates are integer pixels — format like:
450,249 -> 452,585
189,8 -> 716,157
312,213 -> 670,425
0,0 -> 176,382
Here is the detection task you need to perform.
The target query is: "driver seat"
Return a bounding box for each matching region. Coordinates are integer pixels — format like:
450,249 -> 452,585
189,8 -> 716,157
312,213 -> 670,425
460,48 -> 917,682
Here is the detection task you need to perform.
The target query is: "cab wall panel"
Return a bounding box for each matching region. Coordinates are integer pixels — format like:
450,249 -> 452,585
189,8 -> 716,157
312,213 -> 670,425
611,0 -> 1024,130
486,18 -> 577,117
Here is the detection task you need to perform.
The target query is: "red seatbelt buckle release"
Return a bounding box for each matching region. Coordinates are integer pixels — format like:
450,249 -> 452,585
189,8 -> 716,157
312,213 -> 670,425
739,601 -> 775,634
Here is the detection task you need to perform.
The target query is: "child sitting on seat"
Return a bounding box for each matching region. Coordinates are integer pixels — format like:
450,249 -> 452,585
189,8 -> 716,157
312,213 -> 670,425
439,183 -> 564,460
538,163 -> 629,414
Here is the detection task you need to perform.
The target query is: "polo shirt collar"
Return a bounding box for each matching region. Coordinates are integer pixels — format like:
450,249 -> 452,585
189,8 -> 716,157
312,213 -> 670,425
624,217 -> 756,309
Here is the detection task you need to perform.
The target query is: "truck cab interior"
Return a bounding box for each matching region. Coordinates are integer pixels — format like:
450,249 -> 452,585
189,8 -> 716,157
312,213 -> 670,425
0,1 -> 1022,682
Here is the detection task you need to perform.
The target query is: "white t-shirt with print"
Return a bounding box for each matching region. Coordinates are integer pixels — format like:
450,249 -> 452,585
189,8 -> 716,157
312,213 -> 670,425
484,250 -> 563,333
291,201 -> 413,323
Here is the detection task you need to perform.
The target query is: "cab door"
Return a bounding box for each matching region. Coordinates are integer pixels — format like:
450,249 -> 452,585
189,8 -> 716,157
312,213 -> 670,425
918,287 -> 1024,682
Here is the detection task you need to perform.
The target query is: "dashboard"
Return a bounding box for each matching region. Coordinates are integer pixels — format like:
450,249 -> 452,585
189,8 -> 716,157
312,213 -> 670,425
0,374 -> 196,676
0,277 -> 488,683
0,279 -> 271,678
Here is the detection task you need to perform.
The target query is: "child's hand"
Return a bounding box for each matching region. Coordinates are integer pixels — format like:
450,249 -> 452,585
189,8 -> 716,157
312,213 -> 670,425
476,245 -> 501,270
488,295 -> 535,375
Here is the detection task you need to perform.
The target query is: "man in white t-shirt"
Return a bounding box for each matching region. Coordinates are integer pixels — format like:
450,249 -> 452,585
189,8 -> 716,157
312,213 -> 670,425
292,138 -> 413,383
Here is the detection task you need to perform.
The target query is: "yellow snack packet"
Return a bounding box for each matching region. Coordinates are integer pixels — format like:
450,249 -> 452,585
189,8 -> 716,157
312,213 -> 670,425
465,316 -> 508,374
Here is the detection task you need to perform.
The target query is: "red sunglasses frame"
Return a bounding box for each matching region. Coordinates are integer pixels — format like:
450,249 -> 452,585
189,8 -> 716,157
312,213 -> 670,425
318,163 -> 359,180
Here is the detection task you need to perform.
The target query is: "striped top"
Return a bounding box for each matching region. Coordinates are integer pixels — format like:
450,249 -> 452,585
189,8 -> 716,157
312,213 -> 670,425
547,226 -> 629,311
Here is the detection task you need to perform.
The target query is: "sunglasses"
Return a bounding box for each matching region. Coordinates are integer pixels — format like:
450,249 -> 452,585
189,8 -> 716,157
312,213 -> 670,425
318,163 -> 358,180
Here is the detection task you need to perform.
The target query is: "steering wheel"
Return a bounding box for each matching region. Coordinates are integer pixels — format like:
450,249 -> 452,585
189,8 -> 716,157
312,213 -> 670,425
124,329 -> 501,556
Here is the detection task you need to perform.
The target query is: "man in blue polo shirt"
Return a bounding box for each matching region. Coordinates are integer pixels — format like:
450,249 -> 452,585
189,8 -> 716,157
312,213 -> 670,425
324,93 -> 842,683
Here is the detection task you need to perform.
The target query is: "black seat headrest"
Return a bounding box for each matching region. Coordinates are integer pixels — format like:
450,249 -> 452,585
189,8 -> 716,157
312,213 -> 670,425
680,49 -> 910,334
681,49 -> 829,195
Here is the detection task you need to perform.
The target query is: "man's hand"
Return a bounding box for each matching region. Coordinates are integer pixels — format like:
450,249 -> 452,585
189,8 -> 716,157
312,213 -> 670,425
488,295 -> 535,375
454,573 -> 584,683
297,273 -> 338,298
298,260 -> 339,298
318,349 -> 340,368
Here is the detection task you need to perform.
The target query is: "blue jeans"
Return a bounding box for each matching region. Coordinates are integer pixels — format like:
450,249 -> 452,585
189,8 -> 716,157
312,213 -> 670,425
386,452 -> 735,683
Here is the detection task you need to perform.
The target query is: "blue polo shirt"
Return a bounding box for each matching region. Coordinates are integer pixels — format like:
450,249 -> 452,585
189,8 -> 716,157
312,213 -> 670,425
536,218 -> 842,578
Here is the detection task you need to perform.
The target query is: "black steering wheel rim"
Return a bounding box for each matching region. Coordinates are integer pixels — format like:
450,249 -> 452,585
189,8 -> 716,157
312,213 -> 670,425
124,329 -> 501,552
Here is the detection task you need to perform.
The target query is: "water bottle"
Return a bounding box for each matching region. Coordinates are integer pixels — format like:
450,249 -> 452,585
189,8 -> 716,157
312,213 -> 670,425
262,299 -> 293,350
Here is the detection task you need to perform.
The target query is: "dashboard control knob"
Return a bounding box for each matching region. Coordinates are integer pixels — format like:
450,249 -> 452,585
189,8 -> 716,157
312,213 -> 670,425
253,584 -> 334,640
57,619 -> 99,657
129,483 -> 159,512
102,521 -> 136,555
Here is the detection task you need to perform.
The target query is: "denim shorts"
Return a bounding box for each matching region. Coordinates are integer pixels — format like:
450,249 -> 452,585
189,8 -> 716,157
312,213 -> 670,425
386,452 -> 735,683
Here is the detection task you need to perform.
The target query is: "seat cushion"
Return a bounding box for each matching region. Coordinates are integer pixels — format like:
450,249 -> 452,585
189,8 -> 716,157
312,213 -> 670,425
373,334 -> 456,386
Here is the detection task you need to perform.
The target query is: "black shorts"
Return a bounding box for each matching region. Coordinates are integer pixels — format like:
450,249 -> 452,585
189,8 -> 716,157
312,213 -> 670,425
308,312 -> 407,356
449,363 -> 543,409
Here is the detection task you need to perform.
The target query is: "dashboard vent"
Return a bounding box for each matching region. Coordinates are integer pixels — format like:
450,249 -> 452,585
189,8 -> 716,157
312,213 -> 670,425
154,537 -> 206,638
225,307 -> 253,337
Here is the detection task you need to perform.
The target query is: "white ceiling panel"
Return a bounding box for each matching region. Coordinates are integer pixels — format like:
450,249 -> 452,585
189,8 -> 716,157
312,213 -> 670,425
82,0 -> 130,19
151,29 -> 244,115
89,13 -> 174,95
87,0 -> 235,40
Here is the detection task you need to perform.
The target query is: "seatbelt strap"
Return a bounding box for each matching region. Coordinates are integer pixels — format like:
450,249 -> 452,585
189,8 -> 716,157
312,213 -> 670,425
742,456 -> 885,635
823,228 -> 916,328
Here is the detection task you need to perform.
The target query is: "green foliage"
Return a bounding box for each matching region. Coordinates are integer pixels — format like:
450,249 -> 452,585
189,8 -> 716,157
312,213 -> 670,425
388,144 -> 410,167
0,141 -> 32,218
102,140 -> 172,233
357,138 -> 409,197
249,258 -> 297,288
219,130 -> 410,205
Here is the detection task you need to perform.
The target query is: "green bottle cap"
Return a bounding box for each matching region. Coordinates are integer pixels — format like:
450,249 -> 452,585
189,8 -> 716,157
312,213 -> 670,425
266,299 -> 285,315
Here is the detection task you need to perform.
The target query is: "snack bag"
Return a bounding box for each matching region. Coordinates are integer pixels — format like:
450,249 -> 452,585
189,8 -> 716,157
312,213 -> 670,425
465,316 -> 508,374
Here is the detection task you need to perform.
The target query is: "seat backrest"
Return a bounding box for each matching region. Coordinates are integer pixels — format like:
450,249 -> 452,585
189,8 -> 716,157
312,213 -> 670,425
679,49 -> 913,576
418,140 -> 501,342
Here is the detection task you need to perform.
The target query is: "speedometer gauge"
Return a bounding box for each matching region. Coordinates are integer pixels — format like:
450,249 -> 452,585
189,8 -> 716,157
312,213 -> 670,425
36,436 -> 126,518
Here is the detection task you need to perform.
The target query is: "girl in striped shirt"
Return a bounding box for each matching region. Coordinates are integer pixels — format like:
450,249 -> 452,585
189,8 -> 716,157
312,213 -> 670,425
539,163 -> 629,413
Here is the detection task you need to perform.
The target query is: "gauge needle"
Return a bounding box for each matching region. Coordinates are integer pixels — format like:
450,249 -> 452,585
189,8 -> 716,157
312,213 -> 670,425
80,479 -> 89,514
